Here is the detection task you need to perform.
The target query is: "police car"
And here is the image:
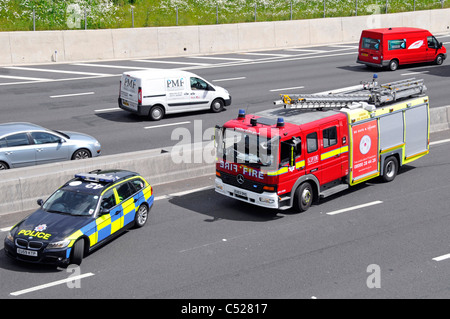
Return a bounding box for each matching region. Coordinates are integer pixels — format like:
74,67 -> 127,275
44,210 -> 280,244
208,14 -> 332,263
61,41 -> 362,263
4,169 -> 154,267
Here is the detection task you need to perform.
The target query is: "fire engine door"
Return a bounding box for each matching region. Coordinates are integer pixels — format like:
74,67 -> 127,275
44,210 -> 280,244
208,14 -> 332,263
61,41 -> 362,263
319,121 -> 345,185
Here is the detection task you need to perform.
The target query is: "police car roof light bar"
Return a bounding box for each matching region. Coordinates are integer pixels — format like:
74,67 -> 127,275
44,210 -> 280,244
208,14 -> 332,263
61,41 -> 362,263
75,173 -> 119,183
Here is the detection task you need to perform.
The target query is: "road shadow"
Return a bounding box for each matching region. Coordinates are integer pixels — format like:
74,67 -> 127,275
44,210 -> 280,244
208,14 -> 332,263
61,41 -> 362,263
338,61 -> 449,76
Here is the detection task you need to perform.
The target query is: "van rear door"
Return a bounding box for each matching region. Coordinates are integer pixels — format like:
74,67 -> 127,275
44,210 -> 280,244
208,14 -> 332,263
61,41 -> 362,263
120,74 -> 139,112
359,31 -> 382,66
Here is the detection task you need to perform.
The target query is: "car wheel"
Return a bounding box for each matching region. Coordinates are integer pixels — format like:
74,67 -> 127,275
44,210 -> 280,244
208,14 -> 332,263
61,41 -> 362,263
389,59 -> 399,71
294,182 -> 313,213
435,54 -> 444,65
134,204 -> 149,228
0,161 -> 9,170
210,99 -> 224,113
382,156 -> 398,182
72,149 -> 91,160
71,239 -> 84,266
149,105 -> 164,121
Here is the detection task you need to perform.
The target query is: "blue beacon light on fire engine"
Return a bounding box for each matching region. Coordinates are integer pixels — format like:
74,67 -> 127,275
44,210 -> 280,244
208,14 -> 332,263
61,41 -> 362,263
277,117 -> 285,127
238,109 -> 246,119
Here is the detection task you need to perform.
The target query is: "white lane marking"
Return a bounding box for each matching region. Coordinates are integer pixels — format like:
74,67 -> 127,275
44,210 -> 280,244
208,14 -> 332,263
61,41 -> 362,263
95,107 -> 122,113
4,66 -> 109,76
133,59 -> 209,66
0,74 -> 120,87
50,92 -> 94,98
144,121 -> 191,130
432,253 -> 450,262
154,186 -> 213,201
270,86 -> 304,92
188,56 -> 251,62
212,76 -> 246,82
430,138 -> 450,146
284,48 -> 327,53
73,63 -> 148,70
242,52 -> 291,57
1,226 -> 11,232
328,45 -> 359,49
326,201 -> 383,215
10,272 -> 95,296
0,74 -> 49,81
401,71 -> 429,76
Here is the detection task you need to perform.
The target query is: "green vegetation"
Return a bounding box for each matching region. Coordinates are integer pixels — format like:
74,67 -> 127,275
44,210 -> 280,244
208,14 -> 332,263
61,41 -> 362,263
0,0 -> 448,31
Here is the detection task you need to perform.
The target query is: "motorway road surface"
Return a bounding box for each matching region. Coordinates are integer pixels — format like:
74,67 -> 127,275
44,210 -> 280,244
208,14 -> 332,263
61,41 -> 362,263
0,130 -> 449,299
0,35 -> 449,156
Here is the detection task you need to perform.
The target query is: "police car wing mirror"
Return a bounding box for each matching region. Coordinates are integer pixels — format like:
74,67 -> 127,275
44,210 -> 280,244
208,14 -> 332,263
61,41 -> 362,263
99,207 -> 110,215
37,199 -> 43,207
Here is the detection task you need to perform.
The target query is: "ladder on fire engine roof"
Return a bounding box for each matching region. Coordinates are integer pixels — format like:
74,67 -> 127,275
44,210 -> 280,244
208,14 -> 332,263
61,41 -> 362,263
275,77 -> 427,110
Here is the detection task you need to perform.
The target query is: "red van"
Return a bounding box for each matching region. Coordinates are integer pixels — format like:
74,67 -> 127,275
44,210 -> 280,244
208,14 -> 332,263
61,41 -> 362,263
357,27 -> 447,71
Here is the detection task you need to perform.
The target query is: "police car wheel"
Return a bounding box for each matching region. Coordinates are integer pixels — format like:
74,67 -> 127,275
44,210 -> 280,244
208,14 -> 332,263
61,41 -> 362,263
71,239 -> 84,266
149,106 -> 164,121
294,182 -> 313,213
211,99 -> 224,113
134,204 -> 149,228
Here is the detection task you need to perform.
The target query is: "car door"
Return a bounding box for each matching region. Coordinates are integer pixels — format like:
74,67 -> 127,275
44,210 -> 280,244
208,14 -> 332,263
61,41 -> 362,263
30,131 -> 70,164
114,181 -> 137,230
426,36 -> 439,62
189,77 -> 213,110
0,133 -> 36,167
319,121 -> 345,185
95,188 -> 120,245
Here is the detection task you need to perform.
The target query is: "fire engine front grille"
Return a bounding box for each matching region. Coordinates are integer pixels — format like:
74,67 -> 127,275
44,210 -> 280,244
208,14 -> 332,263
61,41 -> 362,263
218,171 -> 273,194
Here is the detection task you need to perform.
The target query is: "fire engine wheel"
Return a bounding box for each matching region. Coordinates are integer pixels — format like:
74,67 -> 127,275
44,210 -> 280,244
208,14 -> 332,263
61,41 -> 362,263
388,59 -> 399,71
149,105 -> 164,121
382,156 -> 398,182
294,182 -> 313,213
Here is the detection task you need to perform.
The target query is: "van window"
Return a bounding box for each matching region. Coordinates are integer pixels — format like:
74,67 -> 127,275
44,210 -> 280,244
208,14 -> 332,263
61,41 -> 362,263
362,37 -> 380,50
388,39 -> 406,50
427,36 -> 438,49
323,126 -> 337,148
191,77 -> 208,90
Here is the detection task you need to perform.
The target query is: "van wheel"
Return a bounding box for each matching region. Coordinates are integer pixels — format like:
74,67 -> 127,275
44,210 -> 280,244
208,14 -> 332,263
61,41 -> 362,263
388,59 -> 399,71
293,182 -> 313,213
435,54 -> 444,65
149,106 -> 164,121
210,99 -> 224,113
382,156 -> 398,182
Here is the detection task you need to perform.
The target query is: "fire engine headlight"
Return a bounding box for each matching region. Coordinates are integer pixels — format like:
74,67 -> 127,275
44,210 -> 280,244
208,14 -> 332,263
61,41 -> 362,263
47,239 -> 71,250
259,197 -> 275,204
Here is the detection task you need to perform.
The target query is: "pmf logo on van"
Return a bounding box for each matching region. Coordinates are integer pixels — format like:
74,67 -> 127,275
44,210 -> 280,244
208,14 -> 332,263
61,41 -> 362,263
167,77 -> 185,90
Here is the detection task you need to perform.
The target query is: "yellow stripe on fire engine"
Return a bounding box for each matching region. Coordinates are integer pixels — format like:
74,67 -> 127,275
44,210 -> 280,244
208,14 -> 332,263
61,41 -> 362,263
320,146 -> 349,161
267,160 -> 306,176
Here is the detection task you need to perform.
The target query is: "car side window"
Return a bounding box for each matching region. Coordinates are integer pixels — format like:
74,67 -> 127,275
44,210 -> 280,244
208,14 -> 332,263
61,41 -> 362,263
30,132 -> 61,144
115,182 -> 135,202
323,126 -> 337,148
4,133 -> 30,147
0,138 -> 6,148
101,189 -> 116,210
307,132 -> 318,153
130,178 -> 145,192
427,36 -> 438,49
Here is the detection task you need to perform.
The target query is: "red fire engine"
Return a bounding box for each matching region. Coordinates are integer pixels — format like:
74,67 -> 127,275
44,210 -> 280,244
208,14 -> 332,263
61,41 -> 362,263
215,75 -> 430,212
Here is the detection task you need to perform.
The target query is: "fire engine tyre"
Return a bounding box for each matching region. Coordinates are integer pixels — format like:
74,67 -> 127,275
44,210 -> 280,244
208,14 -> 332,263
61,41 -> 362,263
388,59 -> 399,71
149,105 -> 164,121
211,99 -> 224,113
294,182 -> 313,213
71,238 -> 84,266
435,54 -> 444,65
382,156 -> 398,182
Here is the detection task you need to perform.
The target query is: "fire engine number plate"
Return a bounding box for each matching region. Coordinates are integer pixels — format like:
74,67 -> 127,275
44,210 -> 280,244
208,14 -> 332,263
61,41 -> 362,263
17,248 -> 38,257
234,189 -> 247,198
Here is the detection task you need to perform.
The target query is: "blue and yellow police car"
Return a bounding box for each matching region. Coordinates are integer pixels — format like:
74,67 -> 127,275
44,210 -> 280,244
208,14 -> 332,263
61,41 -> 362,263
4,169 -> 154,267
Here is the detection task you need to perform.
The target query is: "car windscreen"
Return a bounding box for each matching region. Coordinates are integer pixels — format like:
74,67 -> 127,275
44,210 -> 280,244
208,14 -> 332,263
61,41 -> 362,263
42,189 -> 99,216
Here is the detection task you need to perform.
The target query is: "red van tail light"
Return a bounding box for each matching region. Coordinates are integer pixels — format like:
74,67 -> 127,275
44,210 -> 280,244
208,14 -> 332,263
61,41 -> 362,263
138,87 -> 142,105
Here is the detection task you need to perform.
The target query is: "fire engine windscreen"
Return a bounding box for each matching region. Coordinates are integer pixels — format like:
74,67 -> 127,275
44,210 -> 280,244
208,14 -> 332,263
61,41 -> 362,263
215,127 -> 279,171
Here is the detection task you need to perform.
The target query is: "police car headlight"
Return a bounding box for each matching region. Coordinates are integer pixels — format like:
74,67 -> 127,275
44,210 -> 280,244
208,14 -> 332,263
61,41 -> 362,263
6,231 -> 14,243
47,239 -> 71,249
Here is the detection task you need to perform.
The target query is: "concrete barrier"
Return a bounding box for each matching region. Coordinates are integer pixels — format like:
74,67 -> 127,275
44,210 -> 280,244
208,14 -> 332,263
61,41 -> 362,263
0,106 -> 448,216
1,8 -> 449,66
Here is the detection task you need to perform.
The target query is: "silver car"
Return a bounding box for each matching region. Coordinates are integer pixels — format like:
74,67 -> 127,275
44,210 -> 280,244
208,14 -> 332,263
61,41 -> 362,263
0,122 -> 101,170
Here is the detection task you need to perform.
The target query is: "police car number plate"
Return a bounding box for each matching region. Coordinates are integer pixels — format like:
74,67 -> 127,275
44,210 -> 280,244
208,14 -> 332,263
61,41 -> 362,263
17,248 -> 38,257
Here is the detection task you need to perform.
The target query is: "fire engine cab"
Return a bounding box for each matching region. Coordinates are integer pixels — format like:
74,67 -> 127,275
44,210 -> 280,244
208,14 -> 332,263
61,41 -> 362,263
215,75 -> 430,212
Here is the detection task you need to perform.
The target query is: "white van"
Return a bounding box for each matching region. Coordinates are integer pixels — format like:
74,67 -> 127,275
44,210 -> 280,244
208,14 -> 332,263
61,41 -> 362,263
118,69 -> 232,120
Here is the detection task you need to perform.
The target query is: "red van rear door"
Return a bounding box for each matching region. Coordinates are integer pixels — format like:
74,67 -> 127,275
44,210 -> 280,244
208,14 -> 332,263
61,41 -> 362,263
359,32 -> 382,65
